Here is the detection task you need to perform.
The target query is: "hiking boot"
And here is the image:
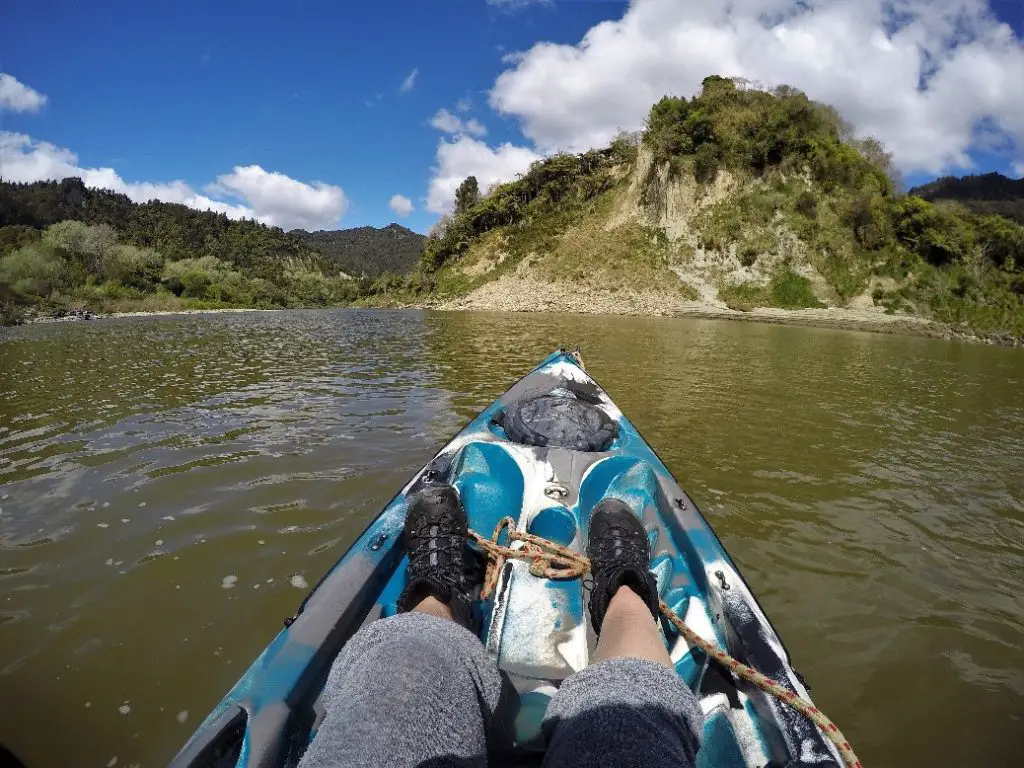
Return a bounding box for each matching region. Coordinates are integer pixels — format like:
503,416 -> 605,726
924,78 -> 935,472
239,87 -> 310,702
396,484 -> 476,630
586,498 -> 660,633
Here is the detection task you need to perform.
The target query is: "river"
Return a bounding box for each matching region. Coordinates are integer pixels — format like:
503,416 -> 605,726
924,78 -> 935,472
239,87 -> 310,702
1,309 -> 1022,767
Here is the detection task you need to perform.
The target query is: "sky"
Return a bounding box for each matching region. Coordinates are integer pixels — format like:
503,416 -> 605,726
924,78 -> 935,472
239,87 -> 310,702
2,0 -> 1024,235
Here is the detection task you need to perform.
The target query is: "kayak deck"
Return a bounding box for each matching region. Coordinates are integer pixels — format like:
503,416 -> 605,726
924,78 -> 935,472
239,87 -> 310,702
173,350 -> 842,767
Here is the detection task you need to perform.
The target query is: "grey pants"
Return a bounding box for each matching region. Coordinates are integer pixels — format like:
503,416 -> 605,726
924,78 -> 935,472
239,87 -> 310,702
298,612 -> 703,768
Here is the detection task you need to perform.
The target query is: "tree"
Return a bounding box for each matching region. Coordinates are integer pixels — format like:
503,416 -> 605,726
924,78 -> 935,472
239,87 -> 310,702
454,176 -> 481,214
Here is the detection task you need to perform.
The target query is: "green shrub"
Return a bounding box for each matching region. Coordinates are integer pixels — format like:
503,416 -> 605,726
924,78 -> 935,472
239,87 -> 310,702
769,268 -> 825,308
974,215 -> 1024,271
103,244 -> 164,290
0,225 -> 42,256
161,256 -> 231,298
794,190 -> 818,219
0,244 -> 64,297
891,196 -> 974,266
718,281 -> 767,311
43,221 -> 119,272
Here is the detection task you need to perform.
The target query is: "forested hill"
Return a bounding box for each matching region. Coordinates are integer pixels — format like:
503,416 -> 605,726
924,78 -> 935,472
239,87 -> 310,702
910,173 -> 1024,225
0,177 -> 427,323
291,224 -> 425,278
0,178 -> 324,274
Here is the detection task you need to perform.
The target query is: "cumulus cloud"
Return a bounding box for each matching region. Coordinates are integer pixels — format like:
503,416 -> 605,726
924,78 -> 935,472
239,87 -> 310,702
488,0 -> 1024,174
389,194 -> 414,217
0,73 -> 48,113
427,135 -> 541,213
1,131 -> 348,230
430,108 -> 487,137
400,68 -> 419,93
207,166 -> 348,230
455,97 -> 473,113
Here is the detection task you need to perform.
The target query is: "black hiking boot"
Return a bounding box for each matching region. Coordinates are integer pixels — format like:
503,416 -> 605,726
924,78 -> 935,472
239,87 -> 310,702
396,484 -> 477,631
586,498 -> 660,634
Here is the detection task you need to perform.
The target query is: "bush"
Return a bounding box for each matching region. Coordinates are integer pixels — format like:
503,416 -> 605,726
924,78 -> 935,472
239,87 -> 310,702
0,244 -> 64,297
644,96 -> 693,166
974,215 -> 1024,271
0,225 -> 42,256
718,281 -> 767,312
843,193 -> 893,250
103,244 -> 164,290
161,256 -> 230,297
769,268 -> 825,308
794,190 -> 818,219
891,196 -> 973,265
43,221 -> 119,272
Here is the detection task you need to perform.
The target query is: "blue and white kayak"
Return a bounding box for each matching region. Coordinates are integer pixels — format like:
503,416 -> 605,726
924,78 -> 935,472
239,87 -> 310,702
172,350 -> 843,768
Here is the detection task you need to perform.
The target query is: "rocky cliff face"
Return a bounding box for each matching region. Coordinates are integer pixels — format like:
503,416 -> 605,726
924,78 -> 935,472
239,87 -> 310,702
448,149 -> 864,314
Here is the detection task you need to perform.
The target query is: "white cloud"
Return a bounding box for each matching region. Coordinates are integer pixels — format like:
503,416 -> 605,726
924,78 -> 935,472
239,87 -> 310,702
0,131 -> 348,230
389,194 -> 414,217
488,0 -> 1024,174
456,97 -> 473,113
0,73 -> 48,113
207,166 -> 348,230
400,68 -> 419,93
427,135 -> 541,213
429,108 -> 487,137
1013,161 -> 1024,178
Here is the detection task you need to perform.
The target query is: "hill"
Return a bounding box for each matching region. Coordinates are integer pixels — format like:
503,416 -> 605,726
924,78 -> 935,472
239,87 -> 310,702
291,224 -> 425,278
0,178 -> 361,323
381,77 -> 1024,342
910,173 -> 1024,225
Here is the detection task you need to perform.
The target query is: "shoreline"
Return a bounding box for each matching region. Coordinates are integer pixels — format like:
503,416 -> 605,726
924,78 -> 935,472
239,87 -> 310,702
21,307 -> 278,325
12,300 -> 1022,347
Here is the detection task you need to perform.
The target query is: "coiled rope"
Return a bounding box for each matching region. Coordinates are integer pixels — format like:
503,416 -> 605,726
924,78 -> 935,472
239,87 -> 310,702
469,516 -> 862,768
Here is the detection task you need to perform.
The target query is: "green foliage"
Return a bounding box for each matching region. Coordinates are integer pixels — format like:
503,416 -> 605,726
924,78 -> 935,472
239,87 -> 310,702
719,269 -> 824,311
609,131 -> 642,164
454,176 -> 481,215
104,244 -> 165,290
769,268 -> 825,308
0,180 -> 379,322
291,224 -> 424,278
718,281 -> 766,312
420,148 -> 621,272
642,78 -> 894,196
645,96 -> 694,167
890,196 -> 974,266
974,215 -> 1024,271
0,244 -> 64,297
911,172 -> 1024,225
0,225 -> 41,254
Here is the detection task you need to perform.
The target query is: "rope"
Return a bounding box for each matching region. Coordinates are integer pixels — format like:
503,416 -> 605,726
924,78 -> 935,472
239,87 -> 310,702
468,518 -> 862,768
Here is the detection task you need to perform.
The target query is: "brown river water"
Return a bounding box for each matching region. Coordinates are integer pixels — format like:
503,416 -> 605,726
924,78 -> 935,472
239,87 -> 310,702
0,309 -> 1022,767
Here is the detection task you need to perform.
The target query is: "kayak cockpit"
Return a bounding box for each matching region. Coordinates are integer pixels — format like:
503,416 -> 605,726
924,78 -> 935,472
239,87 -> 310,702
171,351 -> 842,768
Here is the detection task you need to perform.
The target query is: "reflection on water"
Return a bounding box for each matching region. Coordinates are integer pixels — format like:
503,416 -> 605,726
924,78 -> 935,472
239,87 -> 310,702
1,309 -> 1022,767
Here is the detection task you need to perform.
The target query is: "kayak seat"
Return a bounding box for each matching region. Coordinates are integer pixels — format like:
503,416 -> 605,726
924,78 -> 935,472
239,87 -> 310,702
498,394 -> 619,451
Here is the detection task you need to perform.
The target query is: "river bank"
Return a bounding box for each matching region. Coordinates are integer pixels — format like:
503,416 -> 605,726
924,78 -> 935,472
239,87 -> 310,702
16,307 -> 278,325
10,296 -> 1023,347
365,279 -> 1023,346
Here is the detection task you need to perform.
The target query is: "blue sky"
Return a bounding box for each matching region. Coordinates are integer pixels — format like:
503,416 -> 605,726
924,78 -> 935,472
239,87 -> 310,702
2,0 -> 1024,234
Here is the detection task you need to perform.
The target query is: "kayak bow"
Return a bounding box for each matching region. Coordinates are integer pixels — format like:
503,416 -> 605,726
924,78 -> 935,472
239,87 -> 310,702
172,350 -> 845,768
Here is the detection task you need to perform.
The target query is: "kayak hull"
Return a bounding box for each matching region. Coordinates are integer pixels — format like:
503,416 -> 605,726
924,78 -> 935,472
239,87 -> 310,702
172,350 -> 841,768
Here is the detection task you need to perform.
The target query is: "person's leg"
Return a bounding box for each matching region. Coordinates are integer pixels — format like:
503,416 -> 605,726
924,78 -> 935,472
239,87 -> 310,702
299,485 -> 504,768
591,586 -> 673,667
541,500 -> 703,768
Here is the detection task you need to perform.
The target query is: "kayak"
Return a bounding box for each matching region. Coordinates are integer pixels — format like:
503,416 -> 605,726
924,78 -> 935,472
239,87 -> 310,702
172,350 -> 844,768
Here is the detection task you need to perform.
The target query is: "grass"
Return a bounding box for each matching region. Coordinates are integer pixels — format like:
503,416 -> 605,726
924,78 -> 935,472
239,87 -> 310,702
719,268 -> 825,311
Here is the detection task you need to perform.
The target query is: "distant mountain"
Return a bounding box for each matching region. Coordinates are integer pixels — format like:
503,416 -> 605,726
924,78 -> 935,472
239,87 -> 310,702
292,224 -> 425,278
910,172 -> 1024,225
